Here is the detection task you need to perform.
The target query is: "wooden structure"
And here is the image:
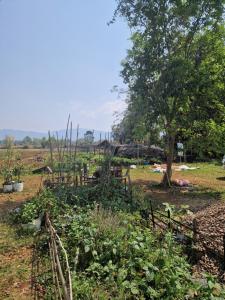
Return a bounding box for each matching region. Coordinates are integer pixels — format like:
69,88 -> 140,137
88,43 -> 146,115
148,202 -> 225,271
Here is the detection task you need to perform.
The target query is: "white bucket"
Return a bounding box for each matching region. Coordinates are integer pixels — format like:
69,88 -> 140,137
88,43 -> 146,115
13,182 -> 24,192
3,183 -> 13,193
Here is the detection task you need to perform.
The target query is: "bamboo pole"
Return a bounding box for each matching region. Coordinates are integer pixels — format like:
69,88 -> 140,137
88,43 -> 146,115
52,237 -> 69,300
54,232 -> 73,300
48,240 -> 62,300
46,215 -> 72,300
62,115 -> 70,161
48,131 -> 54,181
56,132 -> 61,179
74,124 -> 79,160
69,122 -> 73,165
46,216 -> 72,300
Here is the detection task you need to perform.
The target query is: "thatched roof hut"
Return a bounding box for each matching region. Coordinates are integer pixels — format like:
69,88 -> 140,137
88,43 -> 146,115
97,140 -> 112,149
116,144 -> 165,161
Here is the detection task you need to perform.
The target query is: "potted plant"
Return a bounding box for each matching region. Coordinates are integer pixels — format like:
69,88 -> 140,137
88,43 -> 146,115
1,135 -> 15,192
13,163 -> 24,192
2,168 -> 13,193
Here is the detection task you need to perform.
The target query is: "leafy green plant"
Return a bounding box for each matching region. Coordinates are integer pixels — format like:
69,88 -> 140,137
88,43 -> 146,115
12,189 -> 62,224
12,159 -> 225,300
13,162 -> 24,183
59,207 -> 225,299
2,166 -> 13,184
1,141 -> 15,184
162,202 -> 175,217
109,156 -> 145,166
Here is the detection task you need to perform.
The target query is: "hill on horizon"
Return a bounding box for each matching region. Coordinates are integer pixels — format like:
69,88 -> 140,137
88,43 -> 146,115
0,128 -> 111,141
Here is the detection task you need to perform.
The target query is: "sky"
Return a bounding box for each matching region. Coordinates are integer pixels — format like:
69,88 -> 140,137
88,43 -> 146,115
0,0 -> 130,132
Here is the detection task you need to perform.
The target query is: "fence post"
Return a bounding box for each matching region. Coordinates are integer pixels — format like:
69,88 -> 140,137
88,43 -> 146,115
193,219 -> 197,244
167,210 -> 171,229
150,201 -> 155,229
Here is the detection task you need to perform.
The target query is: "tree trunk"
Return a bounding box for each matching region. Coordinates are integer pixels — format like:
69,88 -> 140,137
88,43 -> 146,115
162,133 -> 176,187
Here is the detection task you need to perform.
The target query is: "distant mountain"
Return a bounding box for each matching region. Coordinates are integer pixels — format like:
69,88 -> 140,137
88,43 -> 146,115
0,129 -> 47,140
0,129 -> 110,141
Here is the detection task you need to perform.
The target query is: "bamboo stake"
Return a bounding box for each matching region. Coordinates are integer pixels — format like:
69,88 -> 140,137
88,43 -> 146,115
74,124 -> 79,159
62,115 -> 70,163
56,132 -> 61,179
48,131 -> 54,181
52,237 -> 69,300
54,232 -> 73,300
69,122 -> 73,165
46,216 -> 71,300
66,121 -> 73,183
46,214 -> 73,299
51,239 -> 63,300
59,134 -> 64,180
48,240 -> 61,300
72,124 -> 79,186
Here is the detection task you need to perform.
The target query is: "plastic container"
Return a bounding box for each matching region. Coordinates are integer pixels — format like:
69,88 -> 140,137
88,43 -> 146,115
13,182 -> 24,192
3,183 -> 13,193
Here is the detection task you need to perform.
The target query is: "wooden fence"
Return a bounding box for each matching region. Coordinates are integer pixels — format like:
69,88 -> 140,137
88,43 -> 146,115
31,213 -> 73,300
149,201 -> 225,270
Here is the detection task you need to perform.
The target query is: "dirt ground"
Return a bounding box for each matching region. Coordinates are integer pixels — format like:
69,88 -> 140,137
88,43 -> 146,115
0,175 -> 42,218
0,174 -> 42,300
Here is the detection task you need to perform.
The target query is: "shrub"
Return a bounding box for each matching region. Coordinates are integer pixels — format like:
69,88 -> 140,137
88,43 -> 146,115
61,207 -> 225,300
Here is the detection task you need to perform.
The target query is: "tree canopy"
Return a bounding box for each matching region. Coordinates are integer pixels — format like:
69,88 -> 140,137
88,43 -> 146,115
113,0 -> 225,185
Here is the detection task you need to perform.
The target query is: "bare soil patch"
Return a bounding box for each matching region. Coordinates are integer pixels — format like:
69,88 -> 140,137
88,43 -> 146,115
0,174 -> 41,299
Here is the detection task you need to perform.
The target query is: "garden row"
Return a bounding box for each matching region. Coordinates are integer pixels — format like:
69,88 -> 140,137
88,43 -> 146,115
12,177 -> 225,299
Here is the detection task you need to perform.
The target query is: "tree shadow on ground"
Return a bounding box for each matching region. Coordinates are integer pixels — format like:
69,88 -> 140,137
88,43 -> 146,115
0,192 -> 32,222
0,200 -> 21,223
134,179 -> 223,212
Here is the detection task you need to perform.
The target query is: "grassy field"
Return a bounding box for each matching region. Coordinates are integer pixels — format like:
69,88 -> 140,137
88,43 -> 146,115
131,162 -> 225,210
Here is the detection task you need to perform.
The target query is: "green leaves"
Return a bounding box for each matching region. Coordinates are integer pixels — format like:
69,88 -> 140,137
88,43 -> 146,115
114,0 -> 225,177
84,245 -> 90,253
60,206 -> 225,299
20,186 -> 225,299
12,189 -> 60,223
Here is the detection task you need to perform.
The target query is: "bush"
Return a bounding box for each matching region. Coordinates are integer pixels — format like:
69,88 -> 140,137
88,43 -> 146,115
12,171 -> 225,299
111,157 -> 144,166
12,189 -> 64,223
61,207 -> 225,300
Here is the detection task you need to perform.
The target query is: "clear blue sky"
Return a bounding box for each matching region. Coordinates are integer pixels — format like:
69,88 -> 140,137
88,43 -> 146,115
0,0 -> 130,132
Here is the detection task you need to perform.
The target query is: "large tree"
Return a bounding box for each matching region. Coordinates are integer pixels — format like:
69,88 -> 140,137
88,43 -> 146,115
113,0 -> 225,186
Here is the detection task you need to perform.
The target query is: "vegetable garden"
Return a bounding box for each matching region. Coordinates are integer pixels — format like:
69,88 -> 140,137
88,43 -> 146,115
1,0 -> 225,299
13,186 -> 225,300
8,133 -> 225,299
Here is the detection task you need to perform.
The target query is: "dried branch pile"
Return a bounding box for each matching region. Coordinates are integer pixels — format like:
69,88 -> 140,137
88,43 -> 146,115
189,203 -> 225,281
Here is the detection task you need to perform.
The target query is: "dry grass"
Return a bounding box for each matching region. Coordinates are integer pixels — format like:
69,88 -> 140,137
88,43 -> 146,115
0,175 -> 42,219
90,205 -> 123,233
0,172 -> 42,299
130,163 -> 225,211
0,148 -> 49,172
0,224 -> 32,300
